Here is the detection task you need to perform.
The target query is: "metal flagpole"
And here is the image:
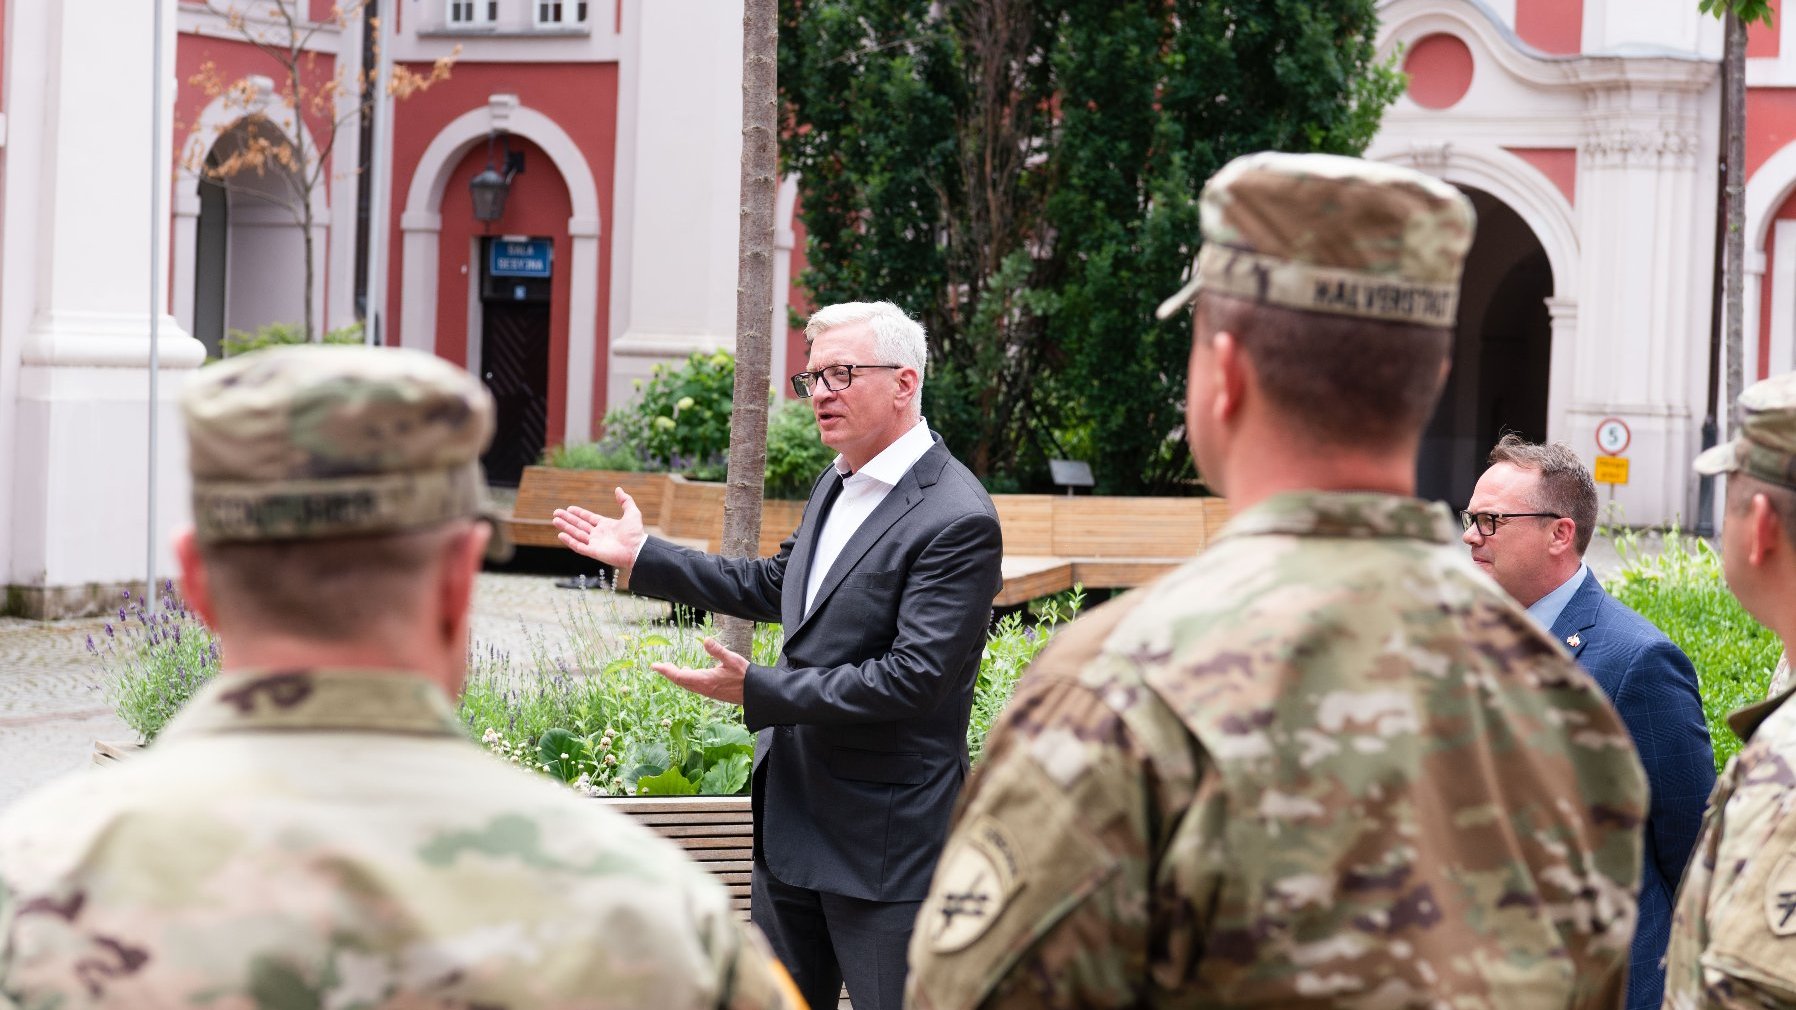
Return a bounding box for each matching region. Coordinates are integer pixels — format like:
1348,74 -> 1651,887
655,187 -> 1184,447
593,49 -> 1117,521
147,0 -> 165,610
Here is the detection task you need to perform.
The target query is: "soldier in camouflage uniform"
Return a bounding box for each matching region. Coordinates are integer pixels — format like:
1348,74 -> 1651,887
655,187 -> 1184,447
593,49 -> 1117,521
0,346 -> 803,1010
1664,374 -> 1796,1009
906,152 -> 1650,1010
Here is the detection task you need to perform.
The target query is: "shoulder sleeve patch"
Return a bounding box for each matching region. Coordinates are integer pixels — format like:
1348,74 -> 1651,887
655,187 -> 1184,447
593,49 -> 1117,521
923,814 -> 1027,954
1767,851 -> 1796,937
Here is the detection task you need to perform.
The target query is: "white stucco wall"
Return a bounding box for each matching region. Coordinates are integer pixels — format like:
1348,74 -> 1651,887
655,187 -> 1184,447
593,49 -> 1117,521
3,0 -> 205,615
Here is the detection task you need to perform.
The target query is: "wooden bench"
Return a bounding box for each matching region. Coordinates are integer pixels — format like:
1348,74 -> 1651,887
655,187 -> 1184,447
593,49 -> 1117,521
507,467 -> 675,550
503,466 -> 1232,605
596,796 -> 754,917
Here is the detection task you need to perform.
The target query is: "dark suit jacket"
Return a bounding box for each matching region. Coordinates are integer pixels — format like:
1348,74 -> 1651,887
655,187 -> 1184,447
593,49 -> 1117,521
629,435 -> 1003,903
1549,571 -> 1714,1010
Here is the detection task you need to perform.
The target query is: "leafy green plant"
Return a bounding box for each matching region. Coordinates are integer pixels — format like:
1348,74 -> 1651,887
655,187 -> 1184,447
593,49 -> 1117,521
90,583 -> 220,742
218,320 -> 364,359
971,588 -> 1083,763
628,350 -> 739,480
764,397 -> 836,499
1603,528 -> 1779,770
460,596 -> 784,796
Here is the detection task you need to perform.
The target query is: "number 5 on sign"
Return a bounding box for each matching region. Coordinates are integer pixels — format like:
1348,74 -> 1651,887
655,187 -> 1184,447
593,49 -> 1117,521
1594,455 -> 1630,485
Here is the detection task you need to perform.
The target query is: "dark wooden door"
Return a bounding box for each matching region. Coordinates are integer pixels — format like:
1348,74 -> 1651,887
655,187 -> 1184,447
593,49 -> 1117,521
480,301 -> 550,486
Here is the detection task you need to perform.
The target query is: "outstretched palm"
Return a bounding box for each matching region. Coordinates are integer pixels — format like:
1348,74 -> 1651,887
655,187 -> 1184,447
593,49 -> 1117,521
551,488 -> 646,568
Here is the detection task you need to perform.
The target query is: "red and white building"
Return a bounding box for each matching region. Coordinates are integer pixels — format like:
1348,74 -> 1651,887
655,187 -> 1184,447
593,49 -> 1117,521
0,0 -> 1786,613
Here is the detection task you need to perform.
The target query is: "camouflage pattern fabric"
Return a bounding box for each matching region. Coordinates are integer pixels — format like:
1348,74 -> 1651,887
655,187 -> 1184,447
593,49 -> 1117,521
1662,685 -> 1796,1009
1155,151 -> 1476,326
1695,373 -> 1796,491
1769,655 -> 1792,701
907,491 -> 1649,1010
0,670 -> 802,1010
183,344 -> 499,546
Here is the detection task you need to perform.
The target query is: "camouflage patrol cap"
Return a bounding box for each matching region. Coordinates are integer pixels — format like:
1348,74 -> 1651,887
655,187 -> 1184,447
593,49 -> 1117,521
182,345 -> 507,554
1694,372 -> 1796,487
1155,151 -> 1476,327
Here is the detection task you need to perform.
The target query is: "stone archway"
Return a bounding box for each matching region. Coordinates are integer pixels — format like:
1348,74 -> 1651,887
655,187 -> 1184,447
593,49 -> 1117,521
173,86 -> 330,348
1417,187 -> 1555,506
399,96 -> 602,443
188,117 -> 314,357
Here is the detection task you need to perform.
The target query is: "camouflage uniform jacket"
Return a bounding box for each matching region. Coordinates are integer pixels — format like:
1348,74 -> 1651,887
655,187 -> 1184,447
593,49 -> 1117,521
1663,683 -> 1796,1009
0,669 -> 799,1010
908,491 -> 1649,1010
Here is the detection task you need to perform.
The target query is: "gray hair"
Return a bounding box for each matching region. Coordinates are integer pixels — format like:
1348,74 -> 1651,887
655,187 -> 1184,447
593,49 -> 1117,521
804,301 -> 928,385
1488,433 -> 1599,555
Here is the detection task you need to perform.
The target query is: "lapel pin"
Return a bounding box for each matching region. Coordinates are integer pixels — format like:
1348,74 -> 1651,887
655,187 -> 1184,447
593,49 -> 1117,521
1566,634 -> 1582,649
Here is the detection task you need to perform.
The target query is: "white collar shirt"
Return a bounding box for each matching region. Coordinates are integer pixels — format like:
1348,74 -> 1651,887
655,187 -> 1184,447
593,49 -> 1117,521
804,417 -> 935,616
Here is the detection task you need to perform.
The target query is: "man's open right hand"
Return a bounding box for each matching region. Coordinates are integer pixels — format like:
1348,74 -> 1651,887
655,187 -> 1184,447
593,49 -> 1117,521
552,488 -> 646,569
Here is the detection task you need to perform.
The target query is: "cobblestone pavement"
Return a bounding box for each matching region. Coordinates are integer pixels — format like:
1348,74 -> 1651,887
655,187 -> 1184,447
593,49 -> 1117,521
0,572 -> 663,814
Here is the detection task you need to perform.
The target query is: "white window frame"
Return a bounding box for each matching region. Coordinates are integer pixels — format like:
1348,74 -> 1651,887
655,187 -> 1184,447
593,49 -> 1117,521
447,0 -> 497,26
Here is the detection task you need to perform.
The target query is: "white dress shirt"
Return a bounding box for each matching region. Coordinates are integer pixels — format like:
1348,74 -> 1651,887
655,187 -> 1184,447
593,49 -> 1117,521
804,417 -> 935,616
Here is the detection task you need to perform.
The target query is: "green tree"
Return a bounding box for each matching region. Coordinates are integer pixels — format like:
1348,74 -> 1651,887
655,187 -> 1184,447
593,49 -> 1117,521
779,0 -> 1400,491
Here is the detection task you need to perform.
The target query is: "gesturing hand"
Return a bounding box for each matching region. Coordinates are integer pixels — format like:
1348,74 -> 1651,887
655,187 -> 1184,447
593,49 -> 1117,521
552,488 -> 647,569
652,637 -> 748,705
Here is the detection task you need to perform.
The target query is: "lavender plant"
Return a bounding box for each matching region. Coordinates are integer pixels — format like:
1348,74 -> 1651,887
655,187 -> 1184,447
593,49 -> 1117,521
90,584 -> 221,743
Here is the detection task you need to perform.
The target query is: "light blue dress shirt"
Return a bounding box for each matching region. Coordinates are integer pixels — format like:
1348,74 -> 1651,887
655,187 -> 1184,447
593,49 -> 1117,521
1525,562 -> 1589,631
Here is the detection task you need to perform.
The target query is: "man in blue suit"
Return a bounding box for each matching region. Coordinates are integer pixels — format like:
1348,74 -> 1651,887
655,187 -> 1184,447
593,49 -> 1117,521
1463,434 -> 1714,1010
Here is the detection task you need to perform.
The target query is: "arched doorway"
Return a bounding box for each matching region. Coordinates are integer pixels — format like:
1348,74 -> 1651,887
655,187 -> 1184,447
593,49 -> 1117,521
190,118 -> 310,358
1417,186 -> 1555,506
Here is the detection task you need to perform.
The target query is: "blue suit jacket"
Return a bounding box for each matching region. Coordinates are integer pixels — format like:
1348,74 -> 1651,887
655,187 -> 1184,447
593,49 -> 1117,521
1549,573 -> 1714,1010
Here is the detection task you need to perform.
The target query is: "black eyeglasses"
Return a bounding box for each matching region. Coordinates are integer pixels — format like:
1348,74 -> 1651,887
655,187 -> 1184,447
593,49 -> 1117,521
790,364 -> 902,398
1458,510 -> 1564,536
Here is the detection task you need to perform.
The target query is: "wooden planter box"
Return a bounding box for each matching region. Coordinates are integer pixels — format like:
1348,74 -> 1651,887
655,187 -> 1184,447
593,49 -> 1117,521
508,466 -> 809,559
595,795 -> 755,917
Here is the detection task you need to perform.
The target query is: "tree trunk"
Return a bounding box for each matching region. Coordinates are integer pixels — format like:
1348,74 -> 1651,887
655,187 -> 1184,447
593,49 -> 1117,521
302,206 -> 318,342
717,0 -> 778,659
1725,9 -> 1746,421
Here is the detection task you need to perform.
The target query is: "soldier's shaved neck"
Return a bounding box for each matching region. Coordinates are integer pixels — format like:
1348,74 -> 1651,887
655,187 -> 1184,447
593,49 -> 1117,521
178,520 -> 484,698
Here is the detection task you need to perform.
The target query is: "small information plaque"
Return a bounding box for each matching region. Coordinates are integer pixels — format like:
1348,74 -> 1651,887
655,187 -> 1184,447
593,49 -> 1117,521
1593,455 -> 1630,485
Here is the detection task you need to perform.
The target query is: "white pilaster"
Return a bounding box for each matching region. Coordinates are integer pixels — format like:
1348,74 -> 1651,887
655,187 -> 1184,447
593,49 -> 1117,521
3,0 -> 206,617
171,190 -> 201,335
609,0 -> 746,413
399,211 -> 442,352
1563,56 -> 1718,527
1769,223 -> 1796,379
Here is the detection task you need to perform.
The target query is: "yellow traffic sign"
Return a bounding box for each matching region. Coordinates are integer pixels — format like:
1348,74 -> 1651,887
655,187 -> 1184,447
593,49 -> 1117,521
1593,455 -> 1629,485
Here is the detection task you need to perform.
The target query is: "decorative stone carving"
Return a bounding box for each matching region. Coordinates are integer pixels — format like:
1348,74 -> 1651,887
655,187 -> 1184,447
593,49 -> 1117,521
1404,141 -> 1455,171
1580,126 -> 1702,167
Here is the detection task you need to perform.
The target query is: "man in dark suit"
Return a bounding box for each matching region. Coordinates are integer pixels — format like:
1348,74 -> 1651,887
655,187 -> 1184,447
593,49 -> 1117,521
553,300 -> 1003,1010
1462,434 -> 1714,1010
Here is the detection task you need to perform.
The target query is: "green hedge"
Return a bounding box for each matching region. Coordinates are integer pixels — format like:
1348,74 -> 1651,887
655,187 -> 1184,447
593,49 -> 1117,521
1603,529 -> 1779,770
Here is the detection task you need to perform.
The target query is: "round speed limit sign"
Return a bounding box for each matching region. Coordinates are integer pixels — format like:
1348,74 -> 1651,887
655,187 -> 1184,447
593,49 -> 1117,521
1595,417 -> 1631,455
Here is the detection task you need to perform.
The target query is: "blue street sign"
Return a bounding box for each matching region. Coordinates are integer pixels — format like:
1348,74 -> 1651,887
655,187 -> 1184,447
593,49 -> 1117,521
490,238 -> 552,278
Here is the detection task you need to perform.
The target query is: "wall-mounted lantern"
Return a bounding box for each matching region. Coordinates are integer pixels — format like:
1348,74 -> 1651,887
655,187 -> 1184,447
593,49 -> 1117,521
469,131 -> 526,222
